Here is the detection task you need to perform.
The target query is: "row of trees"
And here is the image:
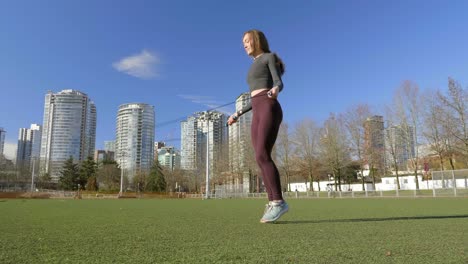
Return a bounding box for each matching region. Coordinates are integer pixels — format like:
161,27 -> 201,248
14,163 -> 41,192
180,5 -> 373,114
166,77 -> 467,193
1,78 -> 466,193
58,156 -> 167,192
273,78 -> 468,191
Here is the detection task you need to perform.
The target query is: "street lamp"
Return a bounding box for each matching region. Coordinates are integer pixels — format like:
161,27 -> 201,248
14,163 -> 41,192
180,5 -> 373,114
30,157 -> 36,194
205,116 -> 210,199
119,150 -> 128,197
118,114 -> 131,197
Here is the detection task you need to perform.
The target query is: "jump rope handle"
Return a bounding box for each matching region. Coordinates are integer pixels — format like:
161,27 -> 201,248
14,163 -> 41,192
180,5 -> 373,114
225,91 -> 271,126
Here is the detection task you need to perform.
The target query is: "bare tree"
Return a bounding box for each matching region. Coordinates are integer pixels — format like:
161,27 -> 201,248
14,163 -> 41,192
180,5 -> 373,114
276,123 -> 294,192
133,169 -> 147,192
312,159 -> 327,191
438,78 -> 468,166
164,168 -> 191,192
320,113 -> 351,191
186,169 -> 200,193
439,108 -> 458,170
229,121 -> 260,193
384,106 -> 402,189
234,128 -> 260,193
344,104 -> 371,191
363,114 -> 386,190
293,118 -> 320,191
394,81 -> 423,190
212,140 -> 231,189
422,90 -> 449,171
245,136 -> 261,193
96,162 -> 120,191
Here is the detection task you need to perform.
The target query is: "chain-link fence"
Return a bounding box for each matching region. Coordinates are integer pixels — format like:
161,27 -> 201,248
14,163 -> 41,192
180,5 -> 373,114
431,169 -> 468,197
2,170 -> 468,199
207,170 -> 468,199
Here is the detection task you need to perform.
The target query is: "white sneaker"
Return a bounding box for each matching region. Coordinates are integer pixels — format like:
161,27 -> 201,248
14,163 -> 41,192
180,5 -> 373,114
260,201 -> 289,223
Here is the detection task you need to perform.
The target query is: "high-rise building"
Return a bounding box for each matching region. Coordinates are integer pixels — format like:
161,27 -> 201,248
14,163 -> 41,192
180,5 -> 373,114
364,115 -> 385,175
16,124 -> 42,171
157,146 -> 180,171
115,103 -> 155,182
181,116 -> 197,170
0,127 -> 5,158
104,141 -> 116,152
94,150 -> 115,163
155,142 -> 165,149
385,124 -> 416,170
228,93 -> 253,192
39,90 -> 96,181
180,111 -> 227,173
154,141 -> 166,159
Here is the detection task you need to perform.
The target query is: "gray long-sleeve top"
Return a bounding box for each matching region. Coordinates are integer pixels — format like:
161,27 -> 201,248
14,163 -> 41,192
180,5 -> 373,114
238,52 -> 283,116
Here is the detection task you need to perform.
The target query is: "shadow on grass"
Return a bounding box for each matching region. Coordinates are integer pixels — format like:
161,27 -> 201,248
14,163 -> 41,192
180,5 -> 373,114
276,214 -> 468,224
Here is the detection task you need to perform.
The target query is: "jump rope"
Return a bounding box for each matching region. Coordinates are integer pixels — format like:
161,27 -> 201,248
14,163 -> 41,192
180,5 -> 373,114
156,91 -> 273,142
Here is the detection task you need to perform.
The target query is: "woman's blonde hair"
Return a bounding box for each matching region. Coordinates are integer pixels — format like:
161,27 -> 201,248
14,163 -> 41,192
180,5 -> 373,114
244,29 -> 285,76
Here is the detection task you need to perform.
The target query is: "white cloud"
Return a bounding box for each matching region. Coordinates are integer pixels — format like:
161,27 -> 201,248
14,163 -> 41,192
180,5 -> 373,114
3,142 -> 17,161
113,50 -> 161,79
177,94 -> 233,114
178,95 -> 218,105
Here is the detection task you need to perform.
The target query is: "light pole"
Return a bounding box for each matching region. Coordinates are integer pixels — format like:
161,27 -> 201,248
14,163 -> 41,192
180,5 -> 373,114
118,133 -> 129,196
119,160 -> 124,196
30,157 -> 36,193
205,116 -> 210,199
118,113 -> 130,197
119,150 -> 127,197
237,120 -> 241,193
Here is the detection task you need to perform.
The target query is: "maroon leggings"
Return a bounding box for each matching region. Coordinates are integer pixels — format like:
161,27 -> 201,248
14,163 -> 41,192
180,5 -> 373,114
251,90 -> 283,201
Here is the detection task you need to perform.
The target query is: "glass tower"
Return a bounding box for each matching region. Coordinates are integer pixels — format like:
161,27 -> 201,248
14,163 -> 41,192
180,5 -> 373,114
16,124 -> 42,171
39,90 -> 96,181
180,111 -> 226,172
116,103 -> 155,182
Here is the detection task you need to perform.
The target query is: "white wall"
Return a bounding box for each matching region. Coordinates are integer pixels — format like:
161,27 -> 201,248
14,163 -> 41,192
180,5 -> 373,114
289,176 -> 468,192
289,181 -> 373,192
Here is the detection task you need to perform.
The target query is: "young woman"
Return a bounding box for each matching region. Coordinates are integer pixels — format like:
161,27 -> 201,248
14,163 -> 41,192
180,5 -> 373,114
227,29 -> 288,223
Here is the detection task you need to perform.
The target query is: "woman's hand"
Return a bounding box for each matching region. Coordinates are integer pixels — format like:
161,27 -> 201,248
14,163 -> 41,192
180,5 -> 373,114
227,113 -> 239,126
267,87 -> 280,99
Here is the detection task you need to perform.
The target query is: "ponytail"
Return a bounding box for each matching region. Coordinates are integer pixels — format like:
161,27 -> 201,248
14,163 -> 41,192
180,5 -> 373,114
273,53 -> 285,76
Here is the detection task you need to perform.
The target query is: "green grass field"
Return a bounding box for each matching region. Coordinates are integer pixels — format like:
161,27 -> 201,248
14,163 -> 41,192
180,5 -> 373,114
0,198 -> 467,264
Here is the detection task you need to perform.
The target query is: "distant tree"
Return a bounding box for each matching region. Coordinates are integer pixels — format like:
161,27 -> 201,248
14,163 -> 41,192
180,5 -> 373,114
384,106 -> 402,189
96,160 -> 121,191
394,81 -> 423,190
101,158 -> 117,165
147,162 -> 166,192
276,123 -> 294,192
15,162 -> 31,182
184,169 -> 200,193
80,156 -> 97,190
166,168 -> 188,192
344,104 -> 371,191
244,131 -> 260,193
422,90 -> 450,171
86,176 -> 98,191
213,140 -> 231,189
293,118 -> 320,191
0,171 -> 16,184
59,156 -> 79,190
342,161 -> 360,187
133,170 -> 147,192
320,113 -> 351,191
438,78 -> 468,167
37,172 -> 52,189
310,159 -> 327,192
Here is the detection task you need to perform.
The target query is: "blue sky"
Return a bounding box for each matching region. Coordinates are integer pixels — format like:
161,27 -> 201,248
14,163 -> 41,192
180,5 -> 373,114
1,0 -> 468,159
